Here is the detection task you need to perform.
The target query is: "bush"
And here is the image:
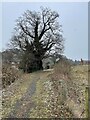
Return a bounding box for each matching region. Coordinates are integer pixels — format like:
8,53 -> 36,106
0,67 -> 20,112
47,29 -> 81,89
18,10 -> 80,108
19,52 -> 39,73
48,59 -> 73,117
2,64 -> 19,88
50,58 -> 72,97
53,58 -> 71,80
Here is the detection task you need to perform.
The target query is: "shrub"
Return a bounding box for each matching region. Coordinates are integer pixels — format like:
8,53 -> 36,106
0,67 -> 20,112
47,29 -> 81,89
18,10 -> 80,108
19,52 -> 40,73
49,58 -> 72,101
53,58 -> 71,80
2,63 -> 19,88
48,58 -> 74,117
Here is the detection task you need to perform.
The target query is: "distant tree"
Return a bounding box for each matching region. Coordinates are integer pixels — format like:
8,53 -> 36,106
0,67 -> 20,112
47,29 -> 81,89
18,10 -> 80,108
10,7 -> 64,72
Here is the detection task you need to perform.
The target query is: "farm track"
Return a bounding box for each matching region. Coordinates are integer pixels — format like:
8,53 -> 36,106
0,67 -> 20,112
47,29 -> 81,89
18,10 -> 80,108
2,65 -> 88,118
2,70 -> 52,118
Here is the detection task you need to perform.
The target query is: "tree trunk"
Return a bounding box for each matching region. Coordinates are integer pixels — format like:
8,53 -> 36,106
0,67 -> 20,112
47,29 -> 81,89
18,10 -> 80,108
39,60 -> 43,70
37,59 -> 43,70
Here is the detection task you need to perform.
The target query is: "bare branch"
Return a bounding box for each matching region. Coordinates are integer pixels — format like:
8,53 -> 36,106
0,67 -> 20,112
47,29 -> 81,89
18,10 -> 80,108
10,7 -> 64,66
19,23 -> 35,38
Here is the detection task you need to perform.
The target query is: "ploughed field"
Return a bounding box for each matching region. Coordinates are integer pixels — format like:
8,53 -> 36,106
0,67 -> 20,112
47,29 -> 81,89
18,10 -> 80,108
2,65 -> 89,118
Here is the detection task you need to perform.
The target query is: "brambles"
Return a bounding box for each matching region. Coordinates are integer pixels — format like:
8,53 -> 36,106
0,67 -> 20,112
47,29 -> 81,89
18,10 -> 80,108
2,64 -> 19,88
46,59 -> 73,117
52,58 -> 71,81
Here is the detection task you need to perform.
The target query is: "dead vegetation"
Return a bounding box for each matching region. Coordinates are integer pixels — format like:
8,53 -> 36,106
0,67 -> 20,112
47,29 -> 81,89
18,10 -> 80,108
2,64 -> 20,88
52,58 -> 71,80
47,61 -> 88,118
2,60 -> 89,118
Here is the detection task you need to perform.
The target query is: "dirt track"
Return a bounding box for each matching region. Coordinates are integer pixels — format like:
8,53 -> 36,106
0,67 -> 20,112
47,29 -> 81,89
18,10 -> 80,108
2,65 -> 88,118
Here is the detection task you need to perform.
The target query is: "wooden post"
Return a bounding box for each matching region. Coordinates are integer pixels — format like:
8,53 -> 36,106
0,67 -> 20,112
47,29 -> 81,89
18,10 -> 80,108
85,85 -> 90,118
85,86 -> 88,118
88,86 -> 90,119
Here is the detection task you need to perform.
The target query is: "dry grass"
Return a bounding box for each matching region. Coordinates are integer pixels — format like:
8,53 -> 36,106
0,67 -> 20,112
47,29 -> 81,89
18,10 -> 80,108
2,62 -> 89,118
51,59 -> 71,81
48,62 -> 88,118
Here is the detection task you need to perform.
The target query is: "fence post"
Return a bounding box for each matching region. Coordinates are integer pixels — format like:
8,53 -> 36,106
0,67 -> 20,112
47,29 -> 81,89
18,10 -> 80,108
85,85 -> 90,118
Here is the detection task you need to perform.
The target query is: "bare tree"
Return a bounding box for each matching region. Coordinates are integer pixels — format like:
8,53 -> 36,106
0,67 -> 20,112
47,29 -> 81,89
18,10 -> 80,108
10,7 -> 64,71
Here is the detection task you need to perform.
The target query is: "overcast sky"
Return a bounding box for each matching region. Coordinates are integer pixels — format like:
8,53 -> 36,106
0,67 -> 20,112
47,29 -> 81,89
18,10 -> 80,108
0,1 -> 88,60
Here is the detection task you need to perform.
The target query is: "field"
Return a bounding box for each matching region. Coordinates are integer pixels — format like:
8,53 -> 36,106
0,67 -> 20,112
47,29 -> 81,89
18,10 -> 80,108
2,64 -> 89,118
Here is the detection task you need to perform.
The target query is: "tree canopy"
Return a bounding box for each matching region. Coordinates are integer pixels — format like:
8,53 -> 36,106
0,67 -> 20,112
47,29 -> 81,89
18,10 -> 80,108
10,7 -> 64,72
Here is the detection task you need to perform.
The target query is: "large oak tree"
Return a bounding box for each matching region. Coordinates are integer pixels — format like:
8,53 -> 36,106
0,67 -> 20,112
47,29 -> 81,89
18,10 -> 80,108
10,7 -> 64,72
